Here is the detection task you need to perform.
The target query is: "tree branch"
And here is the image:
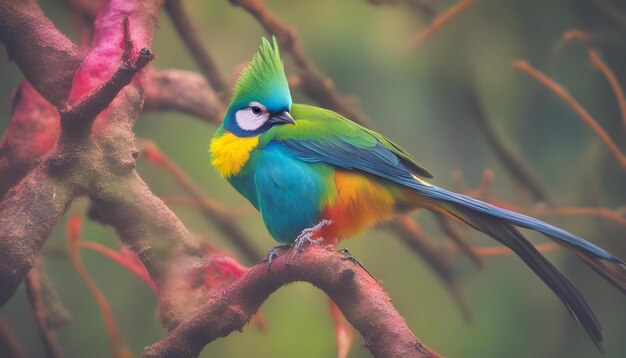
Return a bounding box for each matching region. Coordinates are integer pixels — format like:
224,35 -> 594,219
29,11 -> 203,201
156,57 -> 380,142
144,245 -> 441,358
144,69 -> 224,124
513,60 -> 626,172
0,0 -> 82,107
229,0 -> 371,127
385,217 -> 471,320
0,81 -> 60,197
140,141 -> 262,263
165,0 -> 231,100
463,76 -> 552,203
25,263 -> 65,358
0,315 -> 27,358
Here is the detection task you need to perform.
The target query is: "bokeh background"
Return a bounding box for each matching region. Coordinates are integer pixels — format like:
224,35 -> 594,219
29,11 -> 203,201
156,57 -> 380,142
1,0 -> 625,357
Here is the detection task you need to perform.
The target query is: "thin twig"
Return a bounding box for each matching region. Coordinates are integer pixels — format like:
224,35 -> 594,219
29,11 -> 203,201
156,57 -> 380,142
161,195 -> 256,216
229,0 -> 371,127
79,241 -> 157,293
406,0 -> 475,49
558,29 -> 626,134
513,60 -> 626,172
66,216 -> 130,358
464,77 -> 552,202
165,0 -> 231,100
367,0 -> 437,20
328,298 -> 355,358
433,213 -> 483,268
0,315 -> 27,358
473,242 -> 559,257
386,217 -> 472,320
25,262 -> 64,358
60,19 -> 155,128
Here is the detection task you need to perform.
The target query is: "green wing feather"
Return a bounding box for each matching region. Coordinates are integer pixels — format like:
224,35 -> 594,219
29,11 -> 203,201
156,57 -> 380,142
260,103 -> 433,179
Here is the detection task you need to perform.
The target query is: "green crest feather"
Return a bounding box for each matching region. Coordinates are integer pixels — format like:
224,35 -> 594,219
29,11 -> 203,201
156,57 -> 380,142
233,37 -> 292,110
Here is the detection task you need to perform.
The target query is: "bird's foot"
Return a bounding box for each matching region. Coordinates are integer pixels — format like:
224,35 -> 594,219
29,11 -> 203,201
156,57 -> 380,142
293,219 -> 334,254
265,243 -> 291,272
338,248 -> 377,281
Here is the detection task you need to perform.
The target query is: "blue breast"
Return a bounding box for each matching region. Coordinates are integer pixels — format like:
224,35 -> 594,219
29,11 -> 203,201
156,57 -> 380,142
231,142 -> 329,243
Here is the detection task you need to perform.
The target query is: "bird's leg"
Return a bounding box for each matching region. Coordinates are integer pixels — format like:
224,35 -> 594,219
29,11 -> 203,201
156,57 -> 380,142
339,248 -> 377,281
284,220 -> 334,266
265,243 -> 291,272
293,219 -> 334,254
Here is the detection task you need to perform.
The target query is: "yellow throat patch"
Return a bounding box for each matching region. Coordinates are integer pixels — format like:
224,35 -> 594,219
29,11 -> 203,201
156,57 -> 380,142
210,132 -> 259,178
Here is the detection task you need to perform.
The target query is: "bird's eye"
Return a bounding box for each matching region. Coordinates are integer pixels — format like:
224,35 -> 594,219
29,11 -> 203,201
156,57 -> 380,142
251,106 -> 262,116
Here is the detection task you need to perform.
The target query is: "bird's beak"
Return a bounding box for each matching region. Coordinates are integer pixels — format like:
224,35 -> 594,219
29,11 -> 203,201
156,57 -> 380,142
268,111 -> 295,125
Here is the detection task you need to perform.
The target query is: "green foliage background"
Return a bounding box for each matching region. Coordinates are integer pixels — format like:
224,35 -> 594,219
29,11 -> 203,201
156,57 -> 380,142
1,0 -> 625,357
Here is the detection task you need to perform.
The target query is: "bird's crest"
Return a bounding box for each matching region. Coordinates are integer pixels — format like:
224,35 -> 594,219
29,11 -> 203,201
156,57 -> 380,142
233,37 -> 292,110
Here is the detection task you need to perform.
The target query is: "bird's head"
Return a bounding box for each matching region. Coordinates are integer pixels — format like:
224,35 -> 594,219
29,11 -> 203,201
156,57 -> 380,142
223,37 -> 294,137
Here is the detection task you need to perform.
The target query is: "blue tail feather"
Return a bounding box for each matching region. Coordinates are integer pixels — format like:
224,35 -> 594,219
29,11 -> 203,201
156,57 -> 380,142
420,185 -> 623,264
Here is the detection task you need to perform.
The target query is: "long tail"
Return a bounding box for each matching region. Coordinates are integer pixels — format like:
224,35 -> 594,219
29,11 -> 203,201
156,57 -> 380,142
417,184 -> 626,351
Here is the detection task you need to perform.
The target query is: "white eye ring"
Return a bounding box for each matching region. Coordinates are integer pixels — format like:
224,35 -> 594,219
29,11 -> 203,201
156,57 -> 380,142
235,102 -> 269,131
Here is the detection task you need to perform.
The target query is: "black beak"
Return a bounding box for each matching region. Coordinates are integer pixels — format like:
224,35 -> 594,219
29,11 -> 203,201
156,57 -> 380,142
268,111 -> 295,125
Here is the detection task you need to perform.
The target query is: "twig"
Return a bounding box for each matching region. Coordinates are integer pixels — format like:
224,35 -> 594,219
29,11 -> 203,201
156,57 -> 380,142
328,298 -> 355,358
25,262 -> 64,358
406,0 -> 475,49
490,201 -> 626,229
0,315 -> 27,358
140,141 -> 262,264
464,77 -> 552,203
60,19 -> 154,130
144,245 -> 441,358
473,242 -> 559,257
161,195 -> 256,216
144,69 -> 224,124
367,0 -> 437,20
66,216 -> 130,358
465,169 -> 494,200
513,60 -> 626,172
558,29 -> 626,133
386,217 -> 472,320
433,213 -> 483,268
165,0 -> 231,100
79,241 -> 158,293
229,0 -> 371,127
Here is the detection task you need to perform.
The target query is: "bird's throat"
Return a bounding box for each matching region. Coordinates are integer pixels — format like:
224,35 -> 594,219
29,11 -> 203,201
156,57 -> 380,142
210,132 -> 259,177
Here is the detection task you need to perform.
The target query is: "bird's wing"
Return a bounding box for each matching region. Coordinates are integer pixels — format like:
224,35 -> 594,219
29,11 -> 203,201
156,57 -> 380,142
269,104 -> 433,187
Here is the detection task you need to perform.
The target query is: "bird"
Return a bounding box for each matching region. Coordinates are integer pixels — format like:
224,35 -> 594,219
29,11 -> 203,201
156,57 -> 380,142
210,37 -> 626,350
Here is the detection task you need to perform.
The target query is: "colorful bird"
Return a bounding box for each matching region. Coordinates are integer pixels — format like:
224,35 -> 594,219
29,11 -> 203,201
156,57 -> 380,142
210,37 -> 626,350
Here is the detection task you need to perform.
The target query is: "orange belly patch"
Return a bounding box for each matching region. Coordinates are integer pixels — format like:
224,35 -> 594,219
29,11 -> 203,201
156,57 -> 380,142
319,170 -> 398,244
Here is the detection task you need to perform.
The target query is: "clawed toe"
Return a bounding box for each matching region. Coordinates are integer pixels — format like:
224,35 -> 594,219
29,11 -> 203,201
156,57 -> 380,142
265,243 -> 291,271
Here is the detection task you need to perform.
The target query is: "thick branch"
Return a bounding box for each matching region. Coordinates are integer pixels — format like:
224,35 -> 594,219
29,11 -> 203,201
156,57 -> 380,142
144,245 -> 441,358
60,45 -> 154,129
0,81 -> 60,197
0,0 -> 82,107
0,165 -> 76,305
144,69 -> 224,123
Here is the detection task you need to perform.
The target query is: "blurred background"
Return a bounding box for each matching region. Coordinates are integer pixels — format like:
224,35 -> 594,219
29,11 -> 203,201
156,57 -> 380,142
1,0 -> 625,357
